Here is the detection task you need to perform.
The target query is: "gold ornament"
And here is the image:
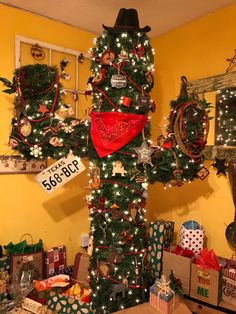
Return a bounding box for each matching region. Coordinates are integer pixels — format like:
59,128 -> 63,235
20,121 -> 32,137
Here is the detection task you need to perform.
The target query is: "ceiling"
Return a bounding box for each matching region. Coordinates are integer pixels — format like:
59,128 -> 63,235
1,0 -> 236,37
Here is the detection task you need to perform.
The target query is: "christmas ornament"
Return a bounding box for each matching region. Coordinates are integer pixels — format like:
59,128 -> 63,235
111,74 -> 127,88
49,136 -> 63,147
171,169 -> 184,187
108,250 -> 123,264
78,53 -> 84,64
120,231 -> 133,245
93,69 -> 106,85
60,57 -> 70,81
85,77 -> 93,96
60,72 -> 71,80
112,161 -> 126,176
38,104 -> 49,115
54,104 -> 74,121
134,141 -> 154,166
88,235 -> 94,256
20,120 -> 32,137
212,157 -> 227,176
30,145 -> 42,158
90,166 -> 100,189
137,94 -> 151,112
61,122 -> 74,133
162,140 -> 173,149
71,90 -> 79,101
90,111 -> 147,157
97,261 -> 111,277
135,175 -> 145,183
128,167 -> 142,181
121,96 -> 131,107
100,50 -> 116,65
70,119 -> 80,127
118,50 -> 129,62
129,203 -> 138,221
31,44 -> 45,60
8,138 -> 18,148
131,44 -> 144,58
150,100 -> 156,113
60,57 -> 70,71
145,71 -> 154,88
142,182 -> 148,189
110,204 -> 123,220
197,166 -> 210,181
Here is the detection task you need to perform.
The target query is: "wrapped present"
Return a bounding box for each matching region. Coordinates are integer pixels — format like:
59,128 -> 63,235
45,245 -> 66,277
47,290 -> 91,313
150,275 -> 178,314
148,220 -> 174,277
31,274 -> 70,304
179,220 -> 204,256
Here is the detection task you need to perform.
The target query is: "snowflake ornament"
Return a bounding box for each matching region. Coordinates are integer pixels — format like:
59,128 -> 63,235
30,145 -> 43,158
61,123 -> 74,133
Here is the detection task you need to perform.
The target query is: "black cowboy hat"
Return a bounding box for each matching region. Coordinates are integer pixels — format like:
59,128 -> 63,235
102,8 -> 151,33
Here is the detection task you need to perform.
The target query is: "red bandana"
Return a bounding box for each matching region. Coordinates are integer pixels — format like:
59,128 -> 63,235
91,112 -> 147,157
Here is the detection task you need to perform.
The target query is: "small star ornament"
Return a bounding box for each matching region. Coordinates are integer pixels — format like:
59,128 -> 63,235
38,104 -> 49,115
212,157 -> 227,176
134,141 -> 154,166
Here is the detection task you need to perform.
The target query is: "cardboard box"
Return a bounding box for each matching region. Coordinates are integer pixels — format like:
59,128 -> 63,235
150,284 -> 179,314
190,263 -> 222,306
163,248 -> 194,295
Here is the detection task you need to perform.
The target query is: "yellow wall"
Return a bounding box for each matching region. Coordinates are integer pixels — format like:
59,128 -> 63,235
0,4 -> 94,264
148,4 -> 236,258
0,3 -> 235,266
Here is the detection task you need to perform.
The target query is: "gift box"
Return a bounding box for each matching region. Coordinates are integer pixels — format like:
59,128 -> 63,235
148,220 -> 174,277
32,274 -> 70,304
221,256 -> 236,306
45,245 -> 66,277
163,246 -> 195,295
47,290 -> 91,314
150,275 -> 178,314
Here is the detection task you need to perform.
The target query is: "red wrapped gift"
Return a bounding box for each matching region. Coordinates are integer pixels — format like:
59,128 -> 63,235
45,245 -> 66,277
